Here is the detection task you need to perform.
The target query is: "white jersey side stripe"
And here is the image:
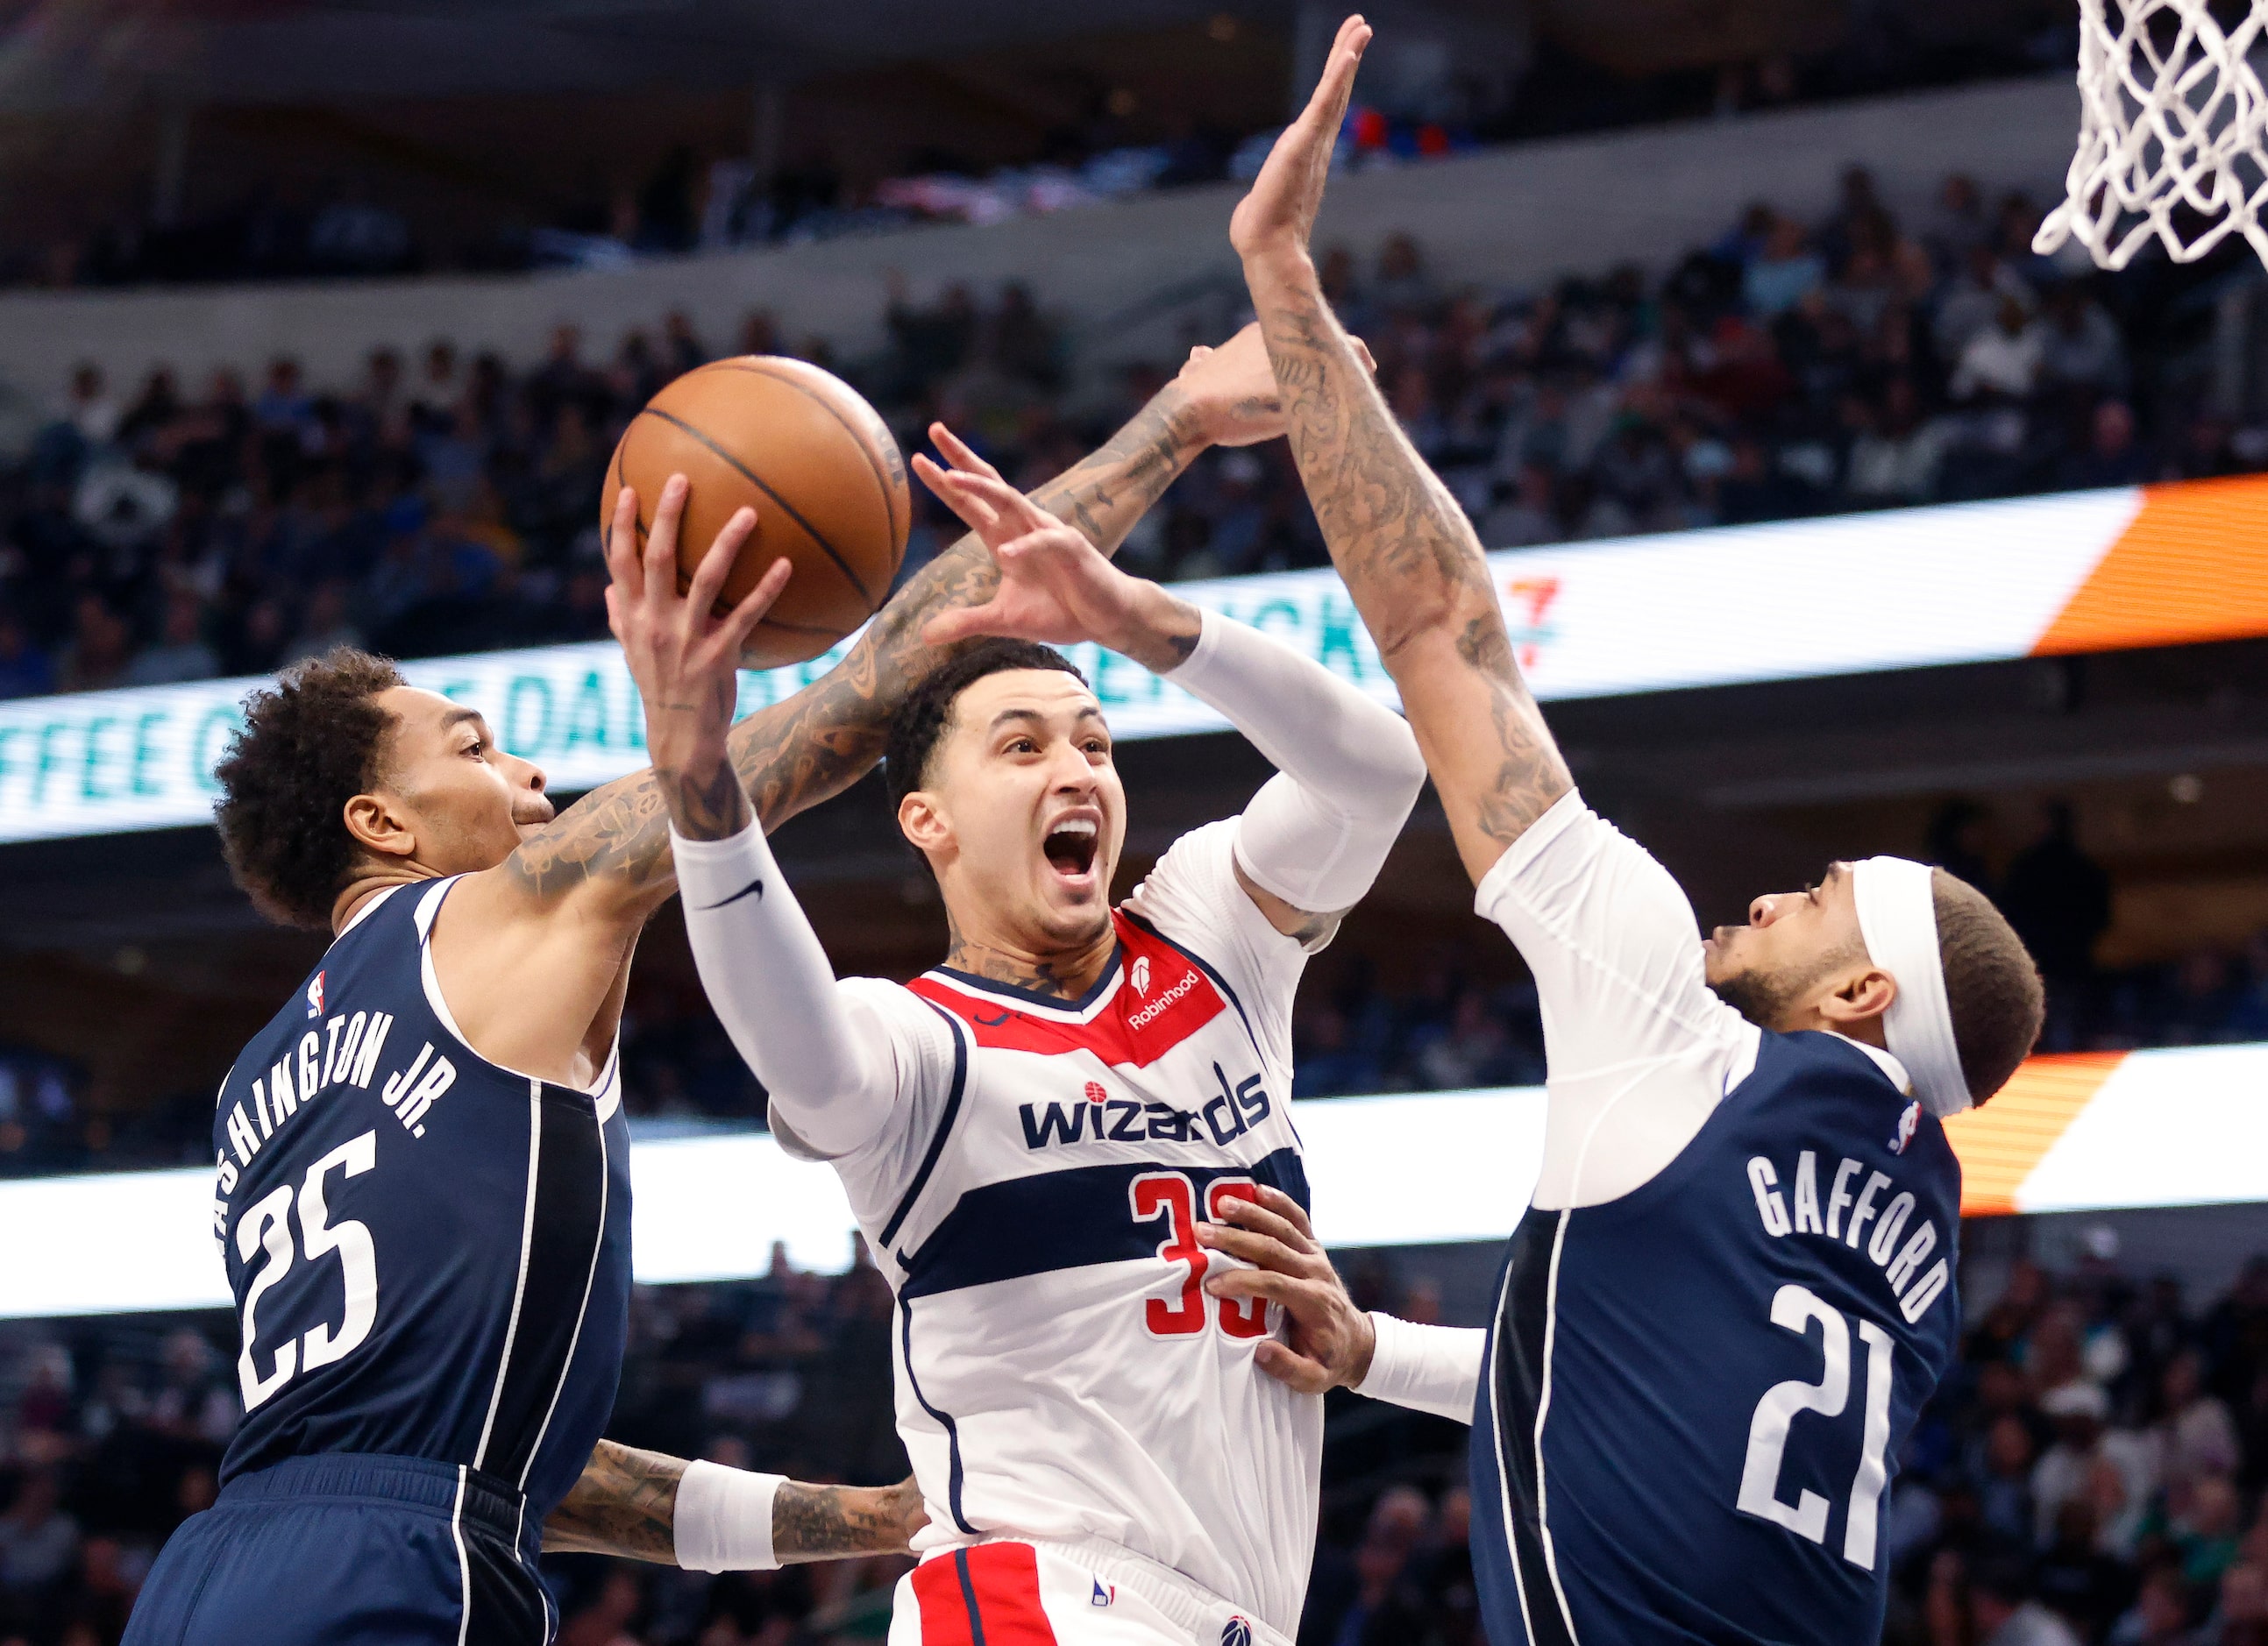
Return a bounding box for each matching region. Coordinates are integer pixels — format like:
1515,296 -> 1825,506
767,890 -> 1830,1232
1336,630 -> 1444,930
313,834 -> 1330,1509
877,1003 -> 971,1254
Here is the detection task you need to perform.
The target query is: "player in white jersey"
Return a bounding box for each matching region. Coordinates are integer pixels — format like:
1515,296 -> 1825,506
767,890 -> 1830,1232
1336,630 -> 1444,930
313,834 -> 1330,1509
619,443 -> 1427,1646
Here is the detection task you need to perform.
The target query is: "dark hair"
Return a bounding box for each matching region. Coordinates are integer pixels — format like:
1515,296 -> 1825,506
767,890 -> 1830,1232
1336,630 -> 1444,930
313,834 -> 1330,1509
884,639 -> 1087,813
1934,869 -> 2046,1106
214,648 -> 404,930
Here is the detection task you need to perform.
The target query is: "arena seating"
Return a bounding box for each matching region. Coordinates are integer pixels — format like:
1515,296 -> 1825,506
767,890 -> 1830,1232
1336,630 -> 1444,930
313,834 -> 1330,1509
1,1243 -> 2264,1646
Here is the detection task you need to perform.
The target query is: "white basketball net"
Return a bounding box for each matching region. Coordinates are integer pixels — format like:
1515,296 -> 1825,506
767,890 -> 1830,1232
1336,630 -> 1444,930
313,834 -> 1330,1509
2035,0 -> 2268,268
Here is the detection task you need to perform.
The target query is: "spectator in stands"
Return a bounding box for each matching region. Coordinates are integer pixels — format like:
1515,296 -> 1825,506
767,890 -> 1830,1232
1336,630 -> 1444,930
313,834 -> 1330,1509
0,1469 -> 81,1616
53,597 -> 132,695
2036,1380 -> 2160,1553
1954,295 -> 2048,402
1742,216 -> 1825,316
2065,401 -> 2149,490
0,613 -> 54,699
1975,1556 -> 2087,1646
2004,801 -> 2115,994
121,589 -> 218,686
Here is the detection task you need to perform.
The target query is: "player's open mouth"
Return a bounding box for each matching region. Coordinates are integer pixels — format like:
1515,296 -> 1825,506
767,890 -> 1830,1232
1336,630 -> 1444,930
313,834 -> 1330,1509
1043,817 -> 1100,886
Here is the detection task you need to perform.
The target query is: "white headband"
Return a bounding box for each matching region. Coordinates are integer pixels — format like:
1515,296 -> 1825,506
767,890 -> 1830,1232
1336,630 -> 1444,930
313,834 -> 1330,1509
1850,856 -> 1972,1118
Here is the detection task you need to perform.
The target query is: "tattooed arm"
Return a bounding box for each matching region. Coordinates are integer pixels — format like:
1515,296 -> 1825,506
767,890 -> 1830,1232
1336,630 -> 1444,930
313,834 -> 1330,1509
494,327 -> 1283,911
1229,18 -> 1571,887
542,1440 -> 926,1564
425,334 -> 1274,1087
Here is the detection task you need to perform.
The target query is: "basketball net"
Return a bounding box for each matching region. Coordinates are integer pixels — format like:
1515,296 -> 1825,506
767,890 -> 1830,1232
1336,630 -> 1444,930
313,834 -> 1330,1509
2035,0 -> 2268,269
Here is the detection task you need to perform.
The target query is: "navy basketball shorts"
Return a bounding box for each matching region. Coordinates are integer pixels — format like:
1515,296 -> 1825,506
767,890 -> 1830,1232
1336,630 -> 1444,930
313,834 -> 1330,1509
124,1453 -> 552,1646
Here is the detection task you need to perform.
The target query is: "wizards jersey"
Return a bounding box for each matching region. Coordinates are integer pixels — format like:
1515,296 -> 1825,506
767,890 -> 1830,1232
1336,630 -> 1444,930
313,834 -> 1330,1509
771,822 -> 1321,1638
210,876 -> 632,1525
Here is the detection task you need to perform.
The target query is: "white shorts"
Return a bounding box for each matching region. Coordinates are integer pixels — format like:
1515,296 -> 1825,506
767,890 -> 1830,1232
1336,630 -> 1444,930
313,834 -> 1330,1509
886,1537 -> 1288,1646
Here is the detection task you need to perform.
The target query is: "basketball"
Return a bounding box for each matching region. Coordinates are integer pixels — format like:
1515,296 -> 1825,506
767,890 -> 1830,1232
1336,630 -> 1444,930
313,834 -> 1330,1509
601,356 -> 911,669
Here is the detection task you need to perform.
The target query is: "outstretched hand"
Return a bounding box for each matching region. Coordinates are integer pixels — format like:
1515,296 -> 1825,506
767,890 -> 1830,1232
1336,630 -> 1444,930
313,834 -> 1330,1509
913,426 -> 1202,673
1198,1185 -> 1376,1394
1229,15 -> 1371,266
603,474 -> 793,837
1172,320 -> 1375,447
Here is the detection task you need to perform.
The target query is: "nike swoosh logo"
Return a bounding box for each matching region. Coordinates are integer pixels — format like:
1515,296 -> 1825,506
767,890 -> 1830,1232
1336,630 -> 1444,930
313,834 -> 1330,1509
696,877 -> 765,912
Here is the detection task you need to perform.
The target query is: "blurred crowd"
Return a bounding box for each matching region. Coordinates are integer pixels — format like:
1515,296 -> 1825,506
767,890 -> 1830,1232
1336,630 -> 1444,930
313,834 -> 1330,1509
4,168 -> 2265,702
3,791 -> 2264,1176
1292,799 -> 2268,1101
9,1236 -> 2268,1645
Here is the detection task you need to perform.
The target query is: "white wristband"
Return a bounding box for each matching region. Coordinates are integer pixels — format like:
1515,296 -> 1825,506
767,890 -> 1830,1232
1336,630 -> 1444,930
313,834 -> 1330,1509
1354,1313 -> 1487,1425
673,1460 -> 786,1572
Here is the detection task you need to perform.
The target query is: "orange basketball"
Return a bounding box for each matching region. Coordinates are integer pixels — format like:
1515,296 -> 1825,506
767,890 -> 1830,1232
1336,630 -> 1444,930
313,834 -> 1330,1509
601,356 -> 910,670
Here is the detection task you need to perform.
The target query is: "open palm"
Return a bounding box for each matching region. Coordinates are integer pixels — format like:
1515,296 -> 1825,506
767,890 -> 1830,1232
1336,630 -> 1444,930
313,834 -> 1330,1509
1229,15 -> 1371,263
915,463 -> 1140,652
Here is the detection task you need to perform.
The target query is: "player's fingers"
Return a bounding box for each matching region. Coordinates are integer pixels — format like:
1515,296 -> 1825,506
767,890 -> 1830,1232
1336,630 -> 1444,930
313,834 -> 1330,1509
1252,1339 -> 1333,1394
643,474 -> 687,602
1194,1220 -> 1311,1276
1203,1202 -> 1321,1265
913,454 -> 1001,536
921,601 -> 1020,649
722,555 -> 793,648
1203,1267 -> 1308,1308
686,506 -> 757,618
937,468 -> 1049,534
1306,17 -> 1371,131
603,486 -> 642,590
928,422 -> 1005,483
1240,1184 -> 1322,1250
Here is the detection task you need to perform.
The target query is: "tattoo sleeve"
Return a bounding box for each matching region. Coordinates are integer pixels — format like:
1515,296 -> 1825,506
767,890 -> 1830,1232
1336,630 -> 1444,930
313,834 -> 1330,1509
541,1443 -> 921,1564
500,388 -> 1208,910
542,1439 -> 684,1562
1245,258 -> 1571,867
771,1479 -> 924,1563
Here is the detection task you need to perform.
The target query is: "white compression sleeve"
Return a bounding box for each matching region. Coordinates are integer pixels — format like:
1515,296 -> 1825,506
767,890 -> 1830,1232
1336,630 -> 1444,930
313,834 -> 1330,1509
673,1459 -> 786,1572
1166,608 -> 1426,914
1354,1314 -> 1486,1424
672,823 -> 899,1157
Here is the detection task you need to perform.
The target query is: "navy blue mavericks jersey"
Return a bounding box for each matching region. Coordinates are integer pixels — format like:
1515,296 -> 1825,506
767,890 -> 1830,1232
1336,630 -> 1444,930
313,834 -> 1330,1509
1471,1031 -> 1962,1646
210,876 -> 632,1524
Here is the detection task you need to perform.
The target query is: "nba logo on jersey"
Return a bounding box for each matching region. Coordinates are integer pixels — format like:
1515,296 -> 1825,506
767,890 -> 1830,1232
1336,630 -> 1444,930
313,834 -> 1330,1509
1890,1097 -> 1921,1154
305,971 -> 326,1018
1090,1578 -> 1115,1607
1131,955 -> 1152,995
1221,1619 -> 1253,1646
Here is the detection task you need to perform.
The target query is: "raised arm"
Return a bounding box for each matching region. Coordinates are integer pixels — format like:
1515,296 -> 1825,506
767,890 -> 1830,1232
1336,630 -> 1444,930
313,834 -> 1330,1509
543,1439 -> 925,1566
1230,17 -> 1571,888
921,463 -> 1425,942
495,330 -> 1285,917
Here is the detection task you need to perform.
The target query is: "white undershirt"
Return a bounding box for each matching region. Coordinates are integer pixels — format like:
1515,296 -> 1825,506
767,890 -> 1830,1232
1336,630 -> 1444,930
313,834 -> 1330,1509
1354,790 -> 1915,1424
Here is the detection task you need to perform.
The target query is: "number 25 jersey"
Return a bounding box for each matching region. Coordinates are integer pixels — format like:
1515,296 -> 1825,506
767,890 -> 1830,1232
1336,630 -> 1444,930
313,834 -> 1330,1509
210,878 -> 633,1524
770,822 -> 1319,1638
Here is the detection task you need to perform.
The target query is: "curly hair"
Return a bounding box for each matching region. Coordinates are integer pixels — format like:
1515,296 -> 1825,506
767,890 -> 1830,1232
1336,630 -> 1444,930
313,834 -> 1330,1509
214,649 -> 405,930
1934,869 -> 2046,1106
884,638 -> 1087,814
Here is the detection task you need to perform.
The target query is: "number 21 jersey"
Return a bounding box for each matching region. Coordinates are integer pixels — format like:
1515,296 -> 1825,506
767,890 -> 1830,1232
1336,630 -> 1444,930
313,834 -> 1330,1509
210,877 -> 633,1525
1465,794 -> 1962,1646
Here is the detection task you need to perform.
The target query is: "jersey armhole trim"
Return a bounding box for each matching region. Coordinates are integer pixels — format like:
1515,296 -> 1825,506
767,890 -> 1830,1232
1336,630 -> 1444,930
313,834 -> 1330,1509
877,1003 -> 970,1253
415,876 -> 616,1101
1118,909 -> 1267,1066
